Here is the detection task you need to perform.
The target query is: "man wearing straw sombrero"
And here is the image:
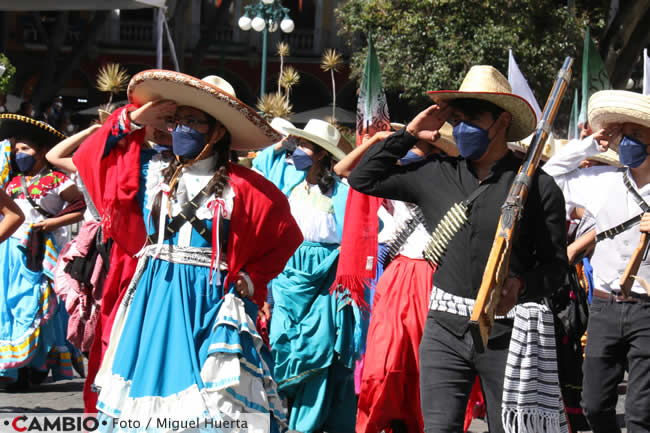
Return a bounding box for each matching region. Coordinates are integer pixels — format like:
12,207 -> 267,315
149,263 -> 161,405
73,70 -> 303,431
349,65 -> 568,432
545,89 -> 650,433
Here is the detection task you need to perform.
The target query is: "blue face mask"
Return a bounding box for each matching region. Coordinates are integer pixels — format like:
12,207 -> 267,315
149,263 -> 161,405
15,152 -> 36,173
399,150 -> 425,166
171,124 -> 206,160
292,147 -> 313,171
452,121 -> 492,160
619,135 -> 649,168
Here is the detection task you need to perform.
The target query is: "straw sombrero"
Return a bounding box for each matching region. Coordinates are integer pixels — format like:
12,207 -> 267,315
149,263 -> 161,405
427,65 -> 537,142
283,119 -> 349,161
127,70 -> 281,151
507,133 -> 556,161
587,147 -> 622,167
588,90 -> 650,131
0,114 -> 65,148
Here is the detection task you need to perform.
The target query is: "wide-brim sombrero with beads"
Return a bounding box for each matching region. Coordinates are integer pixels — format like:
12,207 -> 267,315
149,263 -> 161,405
0,114 -> 66,149
427,65 -> 537,142
588,90 -> 650,131
128,70 -> 282,151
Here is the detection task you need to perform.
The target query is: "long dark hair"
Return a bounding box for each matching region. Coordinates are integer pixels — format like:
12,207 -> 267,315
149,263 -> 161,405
314,151 -> 335,195
151,117 -> 231,225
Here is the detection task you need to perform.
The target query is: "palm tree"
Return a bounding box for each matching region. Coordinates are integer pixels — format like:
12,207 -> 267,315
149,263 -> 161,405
95,63 -> 129,106
276,42 -> 290,95
320,49 -> 343,122
279,66 -> 300,101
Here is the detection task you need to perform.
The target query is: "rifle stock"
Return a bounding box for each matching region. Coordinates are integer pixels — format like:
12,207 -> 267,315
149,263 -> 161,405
619,232 -> 650,297
469,57 -> 574,352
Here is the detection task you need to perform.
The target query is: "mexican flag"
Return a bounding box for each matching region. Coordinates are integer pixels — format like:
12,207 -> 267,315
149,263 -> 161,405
578,26 -> 610,126
332,35 -> 390,312
356,35 -> 391,145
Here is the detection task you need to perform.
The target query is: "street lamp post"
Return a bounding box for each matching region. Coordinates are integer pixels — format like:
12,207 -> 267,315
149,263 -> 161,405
238,0 -> 294,98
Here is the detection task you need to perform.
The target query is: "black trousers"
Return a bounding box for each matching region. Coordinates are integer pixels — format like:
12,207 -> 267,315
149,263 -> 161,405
581,297 -> 650,433
419,312 -> 511,433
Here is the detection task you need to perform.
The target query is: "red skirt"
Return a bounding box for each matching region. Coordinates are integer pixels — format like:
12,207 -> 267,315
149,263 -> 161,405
356,255 -> 434,433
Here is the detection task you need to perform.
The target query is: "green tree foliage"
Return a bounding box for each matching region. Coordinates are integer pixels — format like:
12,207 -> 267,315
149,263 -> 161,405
0,53 -> 16,94
337,0 -> 608,126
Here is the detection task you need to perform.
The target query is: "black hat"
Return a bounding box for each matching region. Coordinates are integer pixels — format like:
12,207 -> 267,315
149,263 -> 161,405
0,114 -> 66,149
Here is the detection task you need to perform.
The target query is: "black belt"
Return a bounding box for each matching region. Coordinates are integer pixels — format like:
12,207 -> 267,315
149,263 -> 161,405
593,288 -> 650,303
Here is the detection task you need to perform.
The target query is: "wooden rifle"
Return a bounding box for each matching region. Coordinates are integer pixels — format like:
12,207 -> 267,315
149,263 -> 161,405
469,57 -> 574,352
619,232 -> 650,297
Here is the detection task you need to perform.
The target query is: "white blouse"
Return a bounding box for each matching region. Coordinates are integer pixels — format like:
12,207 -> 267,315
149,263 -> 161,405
288,181 -> 339,244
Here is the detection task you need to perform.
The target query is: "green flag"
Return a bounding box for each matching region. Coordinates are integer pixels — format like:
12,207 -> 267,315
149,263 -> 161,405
568,88 -> 579,140
578,26 -> 610,126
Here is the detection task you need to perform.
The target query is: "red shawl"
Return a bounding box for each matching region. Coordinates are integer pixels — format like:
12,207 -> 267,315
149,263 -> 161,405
223,163 -> 303,307
73,106 -> 147,256
330,189 -> 382,311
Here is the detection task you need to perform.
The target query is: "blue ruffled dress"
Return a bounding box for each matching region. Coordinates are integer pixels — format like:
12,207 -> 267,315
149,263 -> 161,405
94,154 -> 286,432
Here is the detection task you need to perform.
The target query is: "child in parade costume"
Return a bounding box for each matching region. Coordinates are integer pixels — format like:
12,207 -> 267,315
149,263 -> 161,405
349,66 -> 568,433
548,90 -> 650,433
252,119 -> 356,433
82,71 -> 302,431
47,121 -> 173,356
351,126 -> 456,433
0,114 -> 86,388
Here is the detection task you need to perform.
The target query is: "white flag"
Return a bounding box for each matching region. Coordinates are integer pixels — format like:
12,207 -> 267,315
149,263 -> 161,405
643,48 -> 650,95
508,50 -> 542,120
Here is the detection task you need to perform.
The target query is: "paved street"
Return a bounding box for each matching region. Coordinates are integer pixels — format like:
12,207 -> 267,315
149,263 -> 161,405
0,370 -> 629,433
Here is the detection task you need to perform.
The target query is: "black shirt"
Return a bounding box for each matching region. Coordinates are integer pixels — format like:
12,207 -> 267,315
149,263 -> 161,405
348,128 -> 568,338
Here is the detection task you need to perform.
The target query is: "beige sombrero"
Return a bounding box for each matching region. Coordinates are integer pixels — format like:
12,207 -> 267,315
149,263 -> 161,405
390,121 -> 459,157
127,70 -> 281,151
283,119 -> 348,161
428,65 -> 537,142
0,114 -> 65,148
588,90 -> 650,131
507,133 -> 557,161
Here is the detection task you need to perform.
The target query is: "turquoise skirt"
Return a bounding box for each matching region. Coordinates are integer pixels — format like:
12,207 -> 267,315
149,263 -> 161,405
270,241 -> 357,433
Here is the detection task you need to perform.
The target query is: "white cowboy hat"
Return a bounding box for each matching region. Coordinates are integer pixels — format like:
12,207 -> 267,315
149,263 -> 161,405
283,119 -> 348,161
427,65 -> 537,142
127,70 -> 281,151
588,90 -> 650,131
270,117 -> 296,137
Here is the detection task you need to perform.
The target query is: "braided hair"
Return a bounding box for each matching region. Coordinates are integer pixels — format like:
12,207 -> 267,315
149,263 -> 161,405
151,116 -> 231,224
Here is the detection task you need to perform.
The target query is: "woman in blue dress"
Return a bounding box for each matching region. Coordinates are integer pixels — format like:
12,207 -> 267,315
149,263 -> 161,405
76,71 -> 302,431
0,115 -> 86,388
253,119 -> 357,433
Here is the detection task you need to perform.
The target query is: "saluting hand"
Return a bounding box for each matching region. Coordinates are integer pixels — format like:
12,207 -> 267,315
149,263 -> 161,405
592,126 -> 622,152
129,100 -> 177,131
405,103 -> 451,144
